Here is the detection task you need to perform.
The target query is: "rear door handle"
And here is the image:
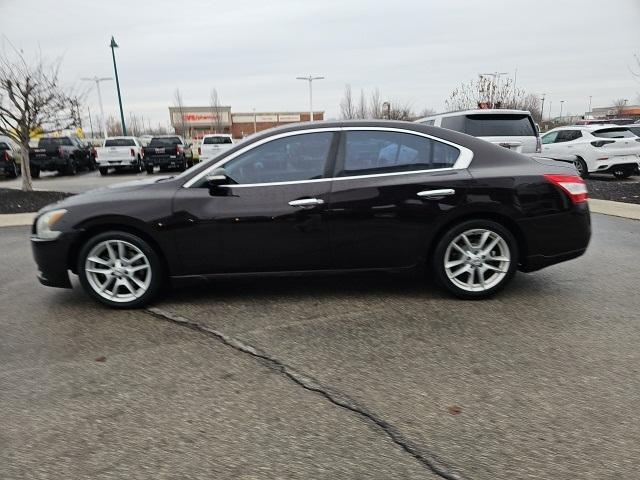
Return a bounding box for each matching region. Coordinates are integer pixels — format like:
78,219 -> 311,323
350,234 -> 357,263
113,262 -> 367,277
417,189 -> 456,198
288,198 -> 325,207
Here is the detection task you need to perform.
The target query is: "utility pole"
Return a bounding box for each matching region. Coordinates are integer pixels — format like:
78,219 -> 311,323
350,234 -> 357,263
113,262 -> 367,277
479,72 -> 508,108
81,76 -> 112,137
559,100 -> 565,122
588,96 -> 592,117
296,75 -> 324,121
252,107 -> 257,133
110,36 -> 127,135
540,94 -> 546,123
87,106 -> 94,138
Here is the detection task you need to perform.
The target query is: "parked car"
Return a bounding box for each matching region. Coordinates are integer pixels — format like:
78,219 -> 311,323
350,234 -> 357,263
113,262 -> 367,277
625,124 -> 640,137
95,136 -> 144,175
541,125 -> 640,178
415,109 -> 541,154
141,135 -> 193,173
31,120 -> 591,308
198,134 -> 235,162
28,136 -> 96,177
0,135 -> 23,178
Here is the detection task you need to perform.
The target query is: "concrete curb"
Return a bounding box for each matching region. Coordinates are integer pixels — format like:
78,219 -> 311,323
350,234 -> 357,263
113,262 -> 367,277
0,198 -> 638,228
588,199 -> 640,221
0,213 -> 36,228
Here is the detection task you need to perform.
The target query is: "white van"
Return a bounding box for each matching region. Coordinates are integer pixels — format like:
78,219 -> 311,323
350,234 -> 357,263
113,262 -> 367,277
415,109 -> 541,154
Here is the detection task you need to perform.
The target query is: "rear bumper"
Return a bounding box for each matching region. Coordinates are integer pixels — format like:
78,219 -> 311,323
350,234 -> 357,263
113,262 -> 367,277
517,203 -> 591,272
595,162 -> 640,174
31,235 -> 74,288
145,156 -> 185,167
30,158 -> 68,171
97,157 -> 140,167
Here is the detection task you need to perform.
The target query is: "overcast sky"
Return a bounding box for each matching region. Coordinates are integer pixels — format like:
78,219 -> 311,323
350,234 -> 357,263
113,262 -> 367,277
1,0 -> 639,129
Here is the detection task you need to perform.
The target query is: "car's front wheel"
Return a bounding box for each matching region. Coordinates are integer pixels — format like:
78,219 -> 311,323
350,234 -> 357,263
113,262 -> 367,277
574,157 -> 589,178
78,231 -> 164,308
433,220 -> 518,299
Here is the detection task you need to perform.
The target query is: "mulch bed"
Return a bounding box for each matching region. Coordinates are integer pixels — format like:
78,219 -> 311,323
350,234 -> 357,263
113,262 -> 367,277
586,175 -> 640,205
0,188 -> 73,214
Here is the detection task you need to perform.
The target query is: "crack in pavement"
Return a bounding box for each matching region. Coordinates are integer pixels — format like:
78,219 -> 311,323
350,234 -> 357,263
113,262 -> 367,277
146,306 -> 465,480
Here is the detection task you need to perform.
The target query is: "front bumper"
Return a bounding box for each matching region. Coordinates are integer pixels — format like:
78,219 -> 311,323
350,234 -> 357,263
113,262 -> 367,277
31,235 -> 74,288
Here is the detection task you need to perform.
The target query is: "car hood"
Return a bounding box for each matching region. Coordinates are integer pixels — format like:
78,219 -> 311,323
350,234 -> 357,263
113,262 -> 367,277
38,176 -> 175,214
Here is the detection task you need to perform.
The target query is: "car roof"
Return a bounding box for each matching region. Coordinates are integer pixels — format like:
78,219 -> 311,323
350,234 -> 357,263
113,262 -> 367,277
202,133 -> 232,137
416,109 -> 532,122
546,124 -> 626,132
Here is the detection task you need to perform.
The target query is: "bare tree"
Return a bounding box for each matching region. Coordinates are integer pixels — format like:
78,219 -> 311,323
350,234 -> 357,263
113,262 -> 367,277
355,89 -> 367,119
445,76 -> 524,112
386,100 -> 416,121
0,45 -> 79,191
339,84 -> 356,119
612,98 -> 627,116
173,88 -> 187,136
418,107 -> 436,118
105,115 -> 123,136
209,88 -> 224,133
369,88 -> 382,119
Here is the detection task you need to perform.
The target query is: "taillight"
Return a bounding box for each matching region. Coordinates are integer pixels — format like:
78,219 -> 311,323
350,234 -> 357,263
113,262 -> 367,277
92,147 -> 97,158
198,147 -> 201,156
590,140 -> 615,147
176,145 -> 183,154
544,174 -> 588,204
130,148 -> 135,157
535,136 -> 542,153
140,147 -> 145,158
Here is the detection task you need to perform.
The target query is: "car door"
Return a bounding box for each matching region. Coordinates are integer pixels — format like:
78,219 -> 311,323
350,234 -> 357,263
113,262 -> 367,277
171,130 -> 339,275
327,128 -> 473,269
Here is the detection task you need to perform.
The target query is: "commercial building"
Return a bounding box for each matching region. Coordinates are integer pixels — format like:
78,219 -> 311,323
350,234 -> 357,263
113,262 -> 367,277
168,106 -> 324,139
586,105 -> 640,121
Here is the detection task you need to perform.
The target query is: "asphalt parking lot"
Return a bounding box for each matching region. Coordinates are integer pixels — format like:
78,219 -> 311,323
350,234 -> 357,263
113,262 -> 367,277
1,213 -> 639,479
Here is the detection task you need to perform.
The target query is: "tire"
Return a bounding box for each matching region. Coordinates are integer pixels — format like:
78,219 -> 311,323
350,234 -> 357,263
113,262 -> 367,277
432,219 -> 518,299
66,161 -> 77,176
77,231 -> 164,308
146,165 -> 154,174
99,167 -> 108,176
7,163 -> 18,178
87,159 -> 96,171
31,166 -> 40,179
612,168 -> 632,179
574,157 -> 589,179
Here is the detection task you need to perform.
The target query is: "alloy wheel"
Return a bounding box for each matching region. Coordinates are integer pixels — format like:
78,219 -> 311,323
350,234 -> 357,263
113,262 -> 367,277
444,228 -> 511,293
84,239 -> 152,303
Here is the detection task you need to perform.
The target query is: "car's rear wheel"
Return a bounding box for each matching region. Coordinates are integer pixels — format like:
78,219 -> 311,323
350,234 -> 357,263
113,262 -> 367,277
31,166 -> 40,178
574,157 -> 589,178
7,163 -> 18,178
66,160 -> 77,176
99,167 -> 108,176
433,220 -> 518,299
78,231 -> 163,308
146,165 -> 154,174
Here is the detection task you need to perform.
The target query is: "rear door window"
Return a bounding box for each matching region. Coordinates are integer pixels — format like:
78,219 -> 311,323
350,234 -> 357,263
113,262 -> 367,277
555,130 -> 582,143
337,130 -> 460,177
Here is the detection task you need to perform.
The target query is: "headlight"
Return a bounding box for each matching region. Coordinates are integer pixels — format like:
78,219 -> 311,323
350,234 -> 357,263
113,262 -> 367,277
35,209 -> 67,239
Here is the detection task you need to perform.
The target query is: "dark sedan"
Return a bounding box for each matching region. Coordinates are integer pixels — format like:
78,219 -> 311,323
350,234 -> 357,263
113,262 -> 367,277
31,121 -> 591,308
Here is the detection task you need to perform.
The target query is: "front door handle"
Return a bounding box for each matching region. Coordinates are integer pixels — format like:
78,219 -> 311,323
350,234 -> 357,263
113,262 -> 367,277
288,198 -> 325,207
417,189 -> 455,199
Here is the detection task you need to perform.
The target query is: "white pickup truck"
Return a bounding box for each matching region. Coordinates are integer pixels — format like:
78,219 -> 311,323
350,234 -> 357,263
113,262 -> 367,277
95,136 -> 144,175
198,134 -> 235,163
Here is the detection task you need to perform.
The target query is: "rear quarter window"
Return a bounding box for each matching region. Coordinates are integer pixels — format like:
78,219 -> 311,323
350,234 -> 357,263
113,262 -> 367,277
591,128 -> 636,139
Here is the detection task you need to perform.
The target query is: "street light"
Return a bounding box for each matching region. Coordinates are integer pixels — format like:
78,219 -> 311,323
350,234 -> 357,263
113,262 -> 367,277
540,94 -> 546,123
110,36 -> 127,135
296,75 -> 324,122
81,76 -> 113,137
559,100 -> 565,122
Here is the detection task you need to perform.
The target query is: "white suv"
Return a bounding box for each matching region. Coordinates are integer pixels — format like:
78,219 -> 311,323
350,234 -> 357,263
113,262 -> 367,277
415,109 -> 541,154
541,125 -> 640,178
198,134 -> 234,162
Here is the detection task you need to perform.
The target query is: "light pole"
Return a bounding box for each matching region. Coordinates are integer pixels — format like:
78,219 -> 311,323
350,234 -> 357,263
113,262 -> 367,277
81,76 -> 113,137
559,100 -> 565,122
110,36 -> 127,135
540,94 -> 546,123
296,75 -> 324,121
588,96 -> 592,117
479,72 -> 508,108
252,107 -> 257,133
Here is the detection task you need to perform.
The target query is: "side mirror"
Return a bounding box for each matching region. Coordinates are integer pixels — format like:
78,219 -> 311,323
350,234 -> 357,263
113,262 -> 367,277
205,168 -> 230,187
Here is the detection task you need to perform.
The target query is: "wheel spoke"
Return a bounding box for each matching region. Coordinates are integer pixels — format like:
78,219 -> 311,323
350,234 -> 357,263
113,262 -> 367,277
451,242 -> 467,256
445,258 -> 465,269
105,242 -> 117,262
129,275 -> 146,290
129,264 -> 149,273
117,241 -> 126,260
120,277 -> 136,296
86,267 -> 111,275
88,256 -> 110,267
98,276 -> 115,293
481,237 -> 500,255
128,253 -> 144,264
488,256 -> 509,262
466,269 -> 475,287
484,264 -> 507,273
450,264 -> 471,278
461,234 -> 474,251
478,231 -> 491,250
478,268 -> 486,288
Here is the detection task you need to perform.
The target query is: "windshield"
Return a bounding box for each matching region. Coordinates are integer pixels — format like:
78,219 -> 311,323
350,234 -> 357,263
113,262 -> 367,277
591,128 -> 636,139
463,114 -> 536,136
105,138 -> 136,147
149,137 -> 181,147
203,136 -> 233,145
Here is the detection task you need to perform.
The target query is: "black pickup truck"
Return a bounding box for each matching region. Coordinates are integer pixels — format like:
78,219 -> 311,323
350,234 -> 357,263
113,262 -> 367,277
142,135 -> 194,174
0,137 -> 22,178
29,136 -> 96,177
